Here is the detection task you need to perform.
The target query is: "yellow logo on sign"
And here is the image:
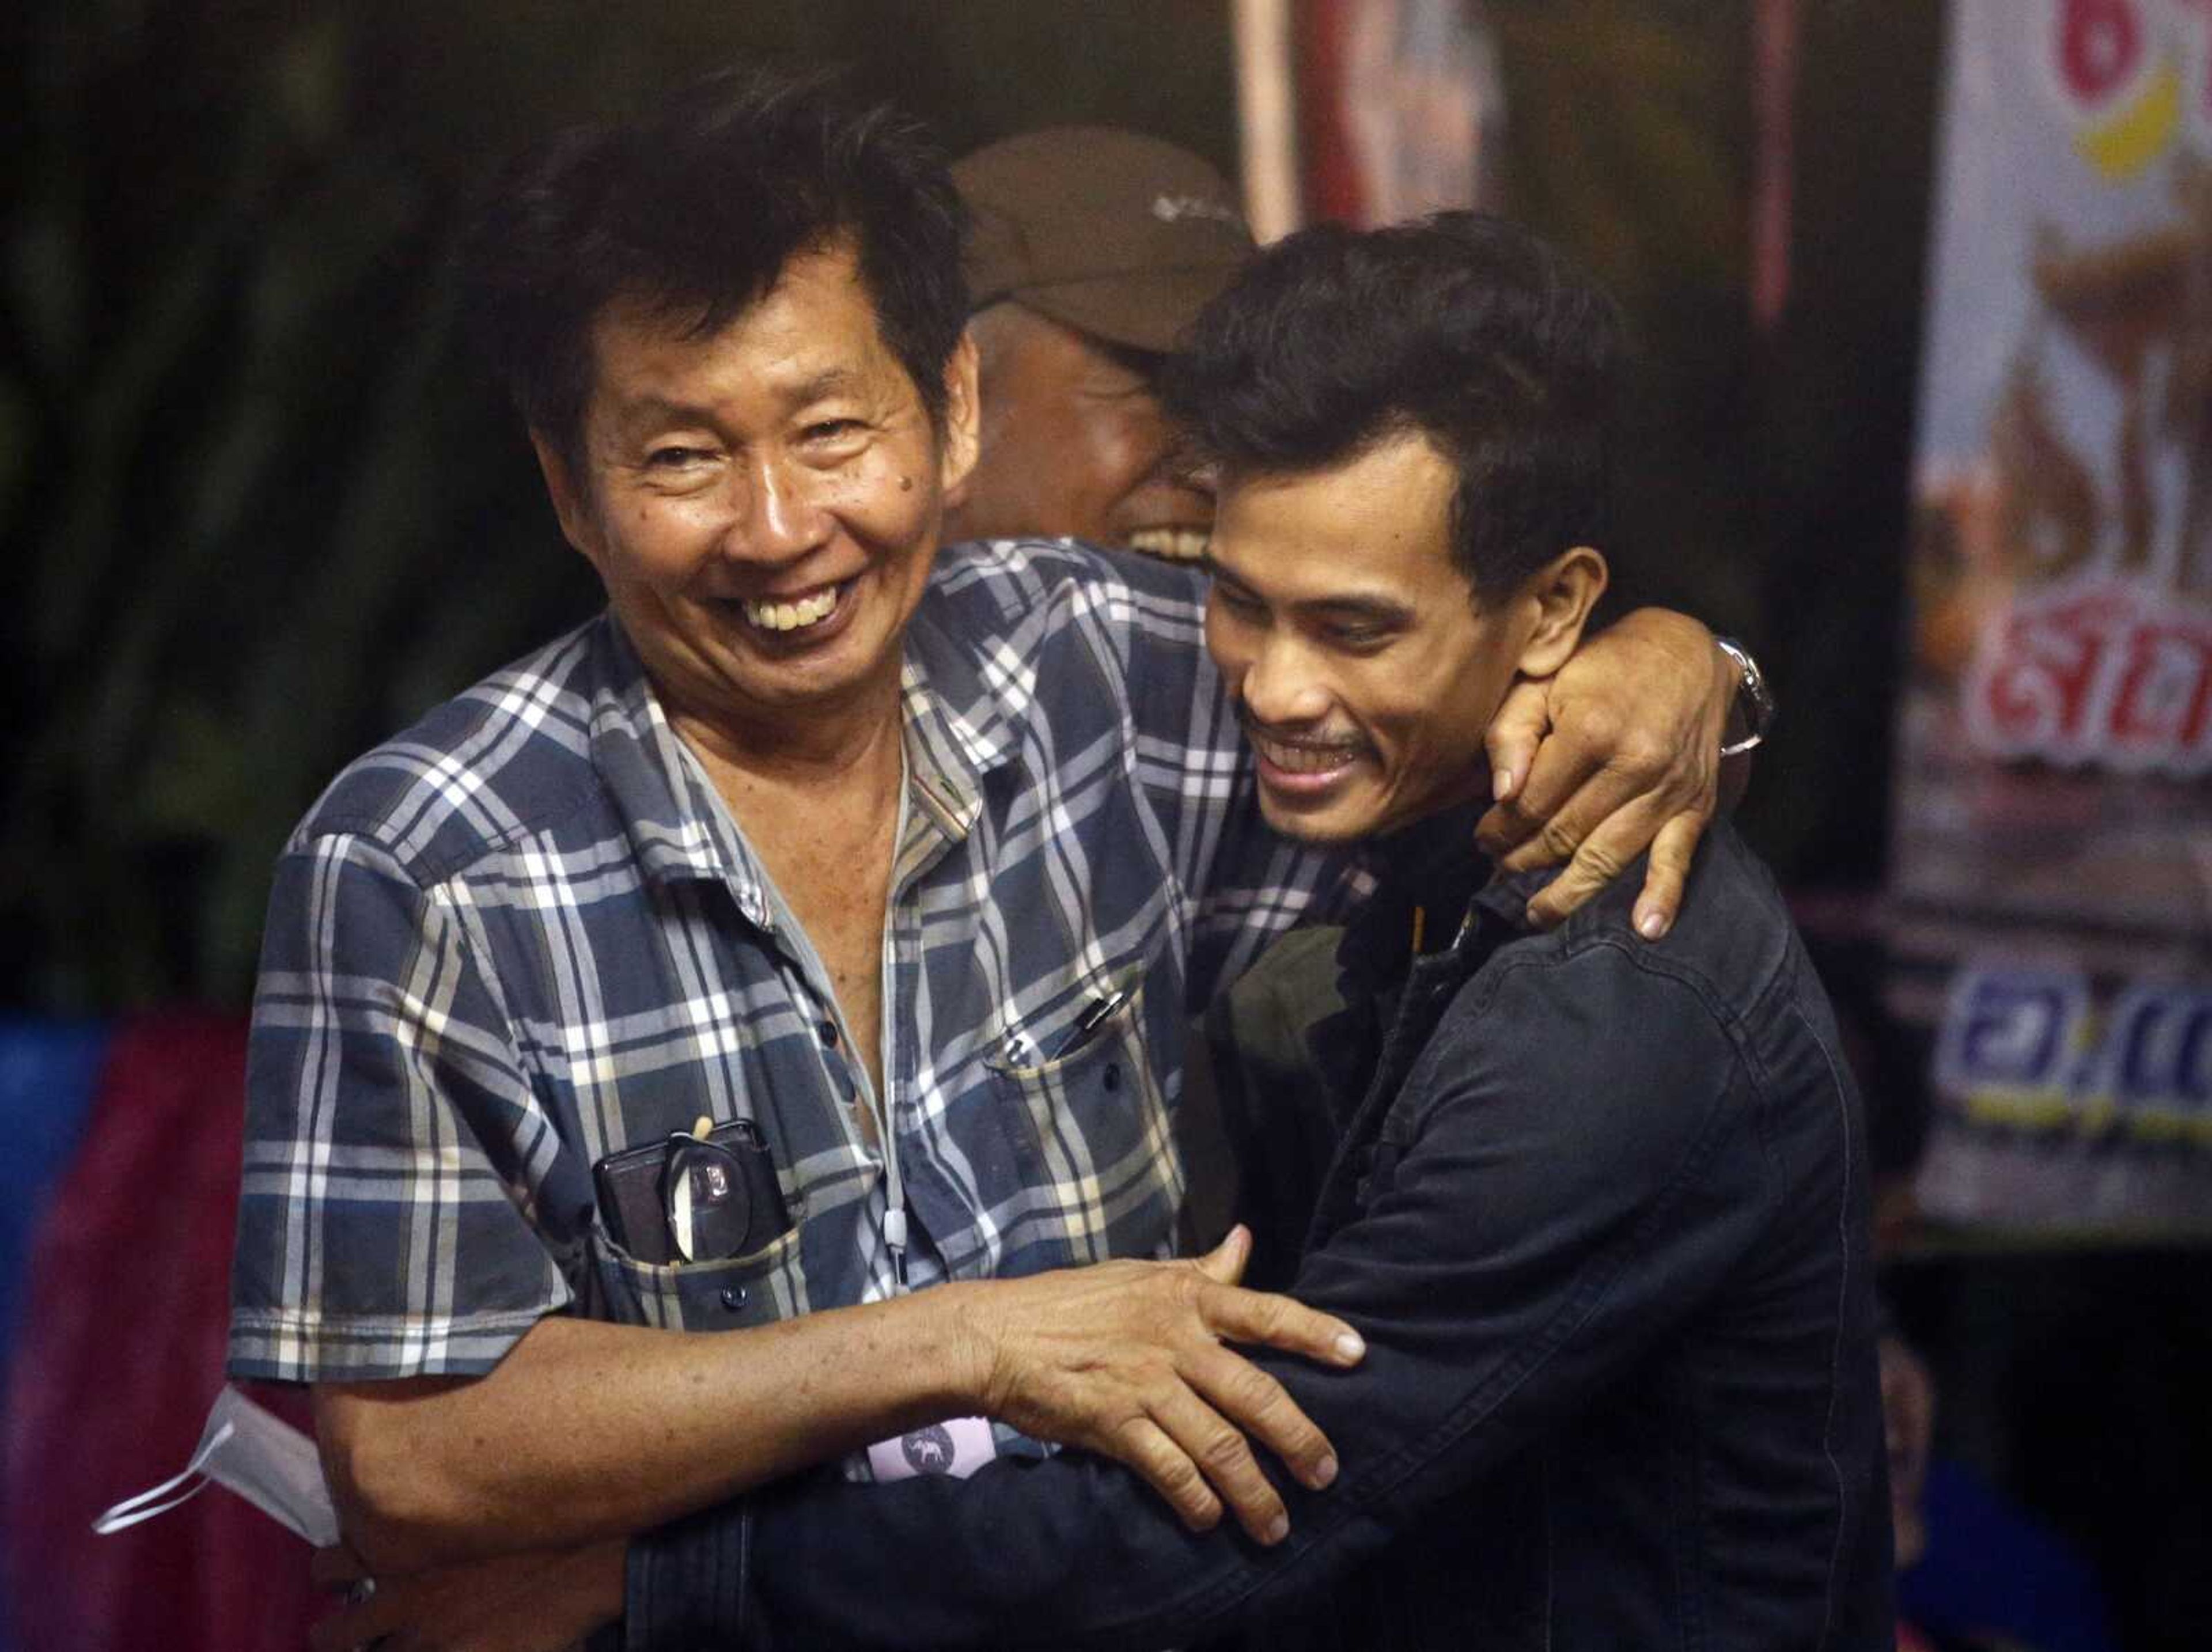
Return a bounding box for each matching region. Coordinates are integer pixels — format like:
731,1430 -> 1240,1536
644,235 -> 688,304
2073,55 -> 2183,179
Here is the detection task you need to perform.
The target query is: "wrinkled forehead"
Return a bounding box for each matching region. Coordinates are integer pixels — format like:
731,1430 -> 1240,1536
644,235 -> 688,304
581,248 -> 916,422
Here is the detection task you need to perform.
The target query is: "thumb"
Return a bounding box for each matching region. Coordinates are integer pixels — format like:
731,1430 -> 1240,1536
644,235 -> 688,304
1484,679 -> 1549,803
1194,1223 -> 1252,1286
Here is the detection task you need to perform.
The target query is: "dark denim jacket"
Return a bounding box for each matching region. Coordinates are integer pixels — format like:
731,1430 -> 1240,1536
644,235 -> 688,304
628,821 -> 1892,1651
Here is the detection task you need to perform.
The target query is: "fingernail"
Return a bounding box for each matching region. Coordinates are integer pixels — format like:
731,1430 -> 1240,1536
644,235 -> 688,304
1264,1514 -> 1290,1545
1334,1331 -> 1365,1363
1638,909 -> 1669,940
1493,768 -> 1514,801
1312,1454 -> 1338,1488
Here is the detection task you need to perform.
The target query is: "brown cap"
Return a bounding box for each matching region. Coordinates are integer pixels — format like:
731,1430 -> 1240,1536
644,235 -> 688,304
954,127 -> 1255,355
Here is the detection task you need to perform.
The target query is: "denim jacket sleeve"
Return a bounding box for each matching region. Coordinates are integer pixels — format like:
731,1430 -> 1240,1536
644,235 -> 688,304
630,937 -> 1778,1650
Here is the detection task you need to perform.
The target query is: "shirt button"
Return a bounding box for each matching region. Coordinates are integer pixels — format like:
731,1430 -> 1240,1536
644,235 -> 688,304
819,1021 -> 840,1049
720,1286 -> 749,1311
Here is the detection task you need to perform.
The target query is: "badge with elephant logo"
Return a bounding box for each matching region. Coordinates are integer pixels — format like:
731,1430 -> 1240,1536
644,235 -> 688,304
865,1414 -> 996,1482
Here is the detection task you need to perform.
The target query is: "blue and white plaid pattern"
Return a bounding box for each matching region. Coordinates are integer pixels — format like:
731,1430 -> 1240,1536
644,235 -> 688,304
229,540 -> 1343,1384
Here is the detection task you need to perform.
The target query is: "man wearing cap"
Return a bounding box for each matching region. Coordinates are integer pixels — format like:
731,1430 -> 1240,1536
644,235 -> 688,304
949,126 -> 1243,564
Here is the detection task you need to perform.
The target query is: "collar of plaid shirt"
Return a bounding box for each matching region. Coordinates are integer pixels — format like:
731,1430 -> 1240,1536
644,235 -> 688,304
599,594 -> 1018,915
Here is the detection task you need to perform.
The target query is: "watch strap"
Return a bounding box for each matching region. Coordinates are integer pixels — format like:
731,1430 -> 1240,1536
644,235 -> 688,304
1715,636 -> 1775,758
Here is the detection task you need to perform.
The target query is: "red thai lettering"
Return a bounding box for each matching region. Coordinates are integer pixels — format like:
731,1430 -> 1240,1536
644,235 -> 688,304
2109,622 -> 2212,760
1965,583 -> 2212,774
1972,592 -> 2124,752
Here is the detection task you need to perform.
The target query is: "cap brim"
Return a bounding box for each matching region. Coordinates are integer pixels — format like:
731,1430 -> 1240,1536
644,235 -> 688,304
1006,264 -> 1241,355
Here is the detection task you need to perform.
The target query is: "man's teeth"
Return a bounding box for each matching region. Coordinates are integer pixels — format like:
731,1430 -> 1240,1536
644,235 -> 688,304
741,587 -> 840,631
1126,527 -> 1211,563
1255,734 -> 1358,774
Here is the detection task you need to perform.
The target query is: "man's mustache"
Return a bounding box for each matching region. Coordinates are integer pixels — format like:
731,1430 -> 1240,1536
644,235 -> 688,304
1234,706 -> 1368,756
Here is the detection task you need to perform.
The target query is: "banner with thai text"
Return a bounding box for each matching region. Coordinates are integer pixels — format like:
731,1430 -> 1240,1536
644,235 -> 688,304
1898,0 -> 2212,1236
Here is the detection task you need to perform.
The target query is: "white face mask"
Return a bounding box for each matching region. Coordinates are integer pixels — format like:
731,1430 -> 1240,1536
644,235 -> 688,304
92,1384 -> 339,1549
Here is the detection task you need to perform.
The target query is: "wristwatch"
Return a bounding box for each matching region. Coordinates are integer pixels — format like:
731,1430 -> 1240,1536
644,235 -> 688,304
1715,637 -> 1775,758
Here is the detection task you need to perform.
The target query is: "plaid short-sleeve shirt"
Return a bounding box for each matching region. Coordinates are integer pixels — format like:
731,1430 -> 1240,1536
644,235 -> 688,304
228,540 -> 1344,1385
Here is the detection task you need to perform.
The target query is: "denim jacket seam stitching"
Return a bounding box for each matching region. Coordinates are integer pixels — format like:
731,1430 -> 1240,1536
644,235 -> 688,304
1381,950 -> 1557,1142
1679,1373 -> 1711,1652
1791,994 -> 1861,1651
1329,1060 -> 1751,1519
1582,931 -> 1791,1168
1303,947 -> 1537,1252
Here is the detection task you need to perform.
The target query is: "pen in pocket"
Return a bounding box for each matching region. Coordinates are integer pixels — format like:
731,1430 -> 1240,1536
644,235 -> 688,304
1052,988 -> 1130,1059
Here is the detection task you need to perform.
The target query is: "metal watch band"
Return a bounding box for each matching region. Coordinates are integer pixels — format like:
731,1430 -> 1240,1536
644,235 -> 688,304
1715,636 -> 1775,758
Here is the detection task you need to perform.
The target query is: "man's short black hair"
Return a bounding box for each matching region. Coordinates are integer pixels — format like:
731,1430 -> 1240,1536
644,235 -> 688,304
1163,211 -> 1623,601
460,64 -> 968,470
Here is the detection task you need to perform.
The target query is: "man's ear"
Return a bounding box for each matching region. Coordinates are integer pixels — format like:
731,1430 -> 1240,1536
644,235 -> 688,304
937,330 -> 982,503
1514,546 -> 1609,678
530,431 -> 599,566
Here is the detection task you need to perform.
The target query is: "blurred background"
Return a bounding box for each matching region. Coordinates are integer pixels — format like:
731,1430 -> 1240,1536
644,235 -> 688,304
2,2 -> 2206,1648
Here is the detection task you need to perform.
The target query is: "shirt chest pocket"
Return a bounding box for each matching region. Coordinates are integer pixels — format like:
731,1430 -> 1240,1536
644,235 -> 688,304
572,1121 -> 812,1333
985,963 -> 1184,1265
583,1219 -> 809,1332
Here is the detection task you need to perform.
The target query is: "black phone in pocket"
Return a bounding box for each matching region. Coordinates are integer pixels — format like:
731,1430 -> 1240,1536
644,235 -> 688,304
592,1119 -> 791,1265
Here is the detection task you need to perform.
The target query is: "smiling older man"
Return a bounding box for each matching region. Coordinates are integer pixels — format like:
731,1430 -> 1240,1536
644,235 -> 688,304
255,69 -> 1744,1650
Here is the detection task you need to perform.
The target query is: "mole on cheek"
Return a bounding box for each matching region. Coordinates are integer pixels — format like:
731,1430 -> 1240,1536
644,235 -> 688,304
899,475 -> 914,492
